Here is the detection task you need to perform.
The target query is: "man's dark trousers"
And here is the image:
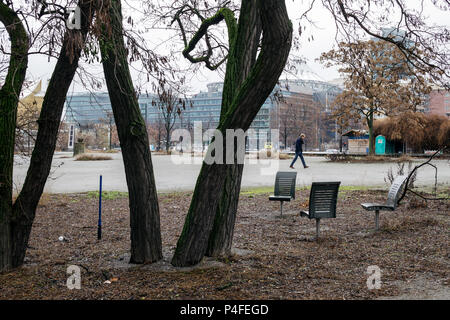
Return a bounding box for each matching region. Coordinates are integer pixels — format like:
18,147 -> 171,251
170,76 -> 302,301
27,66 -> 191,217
290,151 -> 307,168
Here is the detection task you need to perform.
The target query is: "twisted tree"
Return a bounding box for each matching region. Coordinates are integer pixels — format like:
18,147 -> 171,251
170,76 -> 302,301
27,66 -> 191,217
170,0 -> 293,266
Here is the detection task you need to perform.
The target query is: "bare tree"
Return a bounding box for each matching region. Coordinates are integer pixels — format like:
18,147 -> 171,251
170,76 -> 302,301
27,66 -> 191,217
320,40 -> 432,154
318,0 -> 450,89
168,0 -> 293,266
153,85 -> 186,152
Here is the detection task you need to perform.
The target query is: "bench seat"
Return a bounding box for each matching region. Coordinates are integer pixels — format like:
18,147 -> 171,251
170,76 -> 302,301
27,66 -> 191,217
268,171 -> 297,215
269,195 -> 293,202
361,203 -> 395,211
299,182 -> 341,239
361,175 -> 408,230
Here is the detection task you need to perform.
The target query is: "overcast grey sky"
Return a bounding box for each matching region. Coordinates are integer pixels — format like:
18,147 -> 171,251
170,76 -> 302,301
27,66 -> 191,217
24,1 -> 342,95
23,0 -> 449,95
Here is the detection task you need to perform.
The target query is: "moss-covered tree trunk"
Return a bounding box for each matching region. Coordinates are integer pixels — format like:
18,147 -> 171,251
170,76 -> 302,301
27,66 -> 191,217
172,0 -> 292,267
206,1 -> 262,257
100,0 -> 162,263
0,1 -> 29,272
9,0 -> 95,269
206,163 -> 244,256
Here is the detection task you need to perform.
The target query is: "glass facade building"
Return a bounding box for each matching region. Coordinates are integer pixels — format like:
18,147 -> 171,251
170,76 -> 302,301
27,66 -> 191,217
63,79 -> 342,149
64,82 -> 275,136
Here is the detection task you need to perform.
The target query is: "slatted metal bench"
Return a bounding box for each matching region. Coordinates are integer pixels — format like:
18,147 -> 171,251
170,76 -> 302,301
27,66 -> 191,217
269,171 -> 297,216
361,175 -> 408,230
300,181 -> 341,239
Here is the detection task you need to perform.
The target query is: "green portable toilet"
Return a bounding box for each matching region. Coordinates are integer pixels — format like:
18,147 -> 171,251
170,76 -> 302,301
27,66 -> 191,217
375,135 -> 386,155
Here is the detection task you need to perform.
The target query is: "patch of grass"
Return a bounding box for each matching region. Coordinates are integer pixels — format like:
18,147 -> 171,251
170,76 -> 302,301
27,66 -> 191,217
75,154 -> 113,161
38,193 -> 51,207
339,185 -> 372,191
338,185 -> 382,195
240,185 -> 375,196
13,192 -> 52,208
409,185 -> 450,197
437,192 -> 450,198
86,191 -> 128,200
240,186 -> 274,196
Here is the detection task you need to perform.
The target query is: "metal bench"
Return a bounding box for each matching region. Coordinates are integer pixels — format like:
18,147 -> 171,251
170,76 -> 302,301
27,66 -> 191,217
361,175 -> 408,230
269,171 -> 297,215
300,182 -> 341,239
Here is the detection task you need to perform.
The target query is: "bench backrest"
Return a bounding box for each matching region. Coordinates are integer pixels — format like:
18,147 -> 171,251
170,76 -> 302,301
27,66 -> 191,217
308,182 -> 341,219
386,175 -> 408,209
274,171 -> 297,199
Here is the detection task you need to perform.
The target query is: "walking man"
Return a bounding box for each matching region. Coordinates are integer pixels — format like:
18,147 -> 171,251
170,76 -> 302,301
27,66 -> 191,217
290,133 -> 309,169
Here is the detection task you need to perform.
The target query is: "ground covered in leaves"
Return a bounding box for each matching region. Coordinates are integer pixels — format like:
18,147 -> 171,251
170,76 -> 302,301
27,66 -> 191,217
1,188 -> 448,300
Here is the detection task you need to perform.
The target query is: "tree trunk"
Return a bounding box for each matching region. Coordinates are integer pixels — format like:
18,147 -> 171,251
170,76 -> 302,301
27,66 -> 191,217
100,0 -> 162,264
0,2 -> 29,272
165,125 -> 170,152
284,128 -> 287,150
157,125 -> 162,151
172,0 -> 292,266
367,113 -> 374,155
9,0 -> 95,269
206,0 -> 261,257
206,163 -> 244,256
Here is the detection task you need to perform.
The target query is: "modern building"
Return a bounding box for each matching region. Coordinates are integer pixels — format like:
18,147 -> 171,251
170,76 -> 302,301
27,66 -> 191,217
63,77 -> 342,150
424,87 -> 450,118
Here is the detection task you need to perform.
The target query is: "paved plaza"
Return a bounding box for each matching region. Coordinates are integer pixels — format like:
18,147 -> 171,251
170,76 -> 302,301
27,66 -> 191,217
13,152 -> 450,193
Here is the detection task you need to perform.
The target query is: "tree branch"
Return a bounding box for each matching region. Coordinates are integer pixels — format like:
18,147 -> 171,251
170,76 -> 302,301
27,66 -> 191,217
172,6 -> 236,70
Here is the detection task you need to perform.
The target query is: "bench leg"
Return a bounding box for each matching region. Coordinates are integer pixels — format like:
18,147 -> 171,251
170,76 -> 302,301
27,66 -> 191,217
280,202 -> 283,216
315,218 -> 321,240
375,210 -> 380,231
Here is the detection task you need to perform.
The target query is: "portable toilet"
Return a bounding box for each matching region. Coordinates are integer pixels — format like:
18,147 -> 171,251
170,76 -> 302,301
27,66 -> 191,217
375,135 -> 386,155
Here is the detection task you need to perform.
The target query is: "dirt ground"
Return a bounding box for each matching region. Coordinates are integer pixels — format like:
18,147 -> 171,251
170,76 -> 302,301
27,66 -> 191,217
0,188 -> 448,300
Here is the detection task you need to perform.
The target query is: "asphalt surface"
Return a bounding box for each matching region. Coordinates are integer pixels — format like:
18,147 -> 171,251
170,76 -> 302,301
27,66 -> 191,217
12,152 -> 450,193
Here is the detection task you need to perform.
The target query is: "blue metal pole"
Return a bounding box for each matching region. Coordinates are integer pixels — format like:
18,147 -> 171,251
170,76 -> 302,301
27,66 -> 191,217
98,175 -> 102,240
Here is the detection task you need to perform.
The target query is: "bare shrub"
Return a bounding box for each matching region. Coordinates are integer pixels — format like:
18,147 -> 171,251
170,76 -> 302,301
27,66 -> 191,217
325,153 -> 348,161
258,150 -> 273,159
75,154 -> 113,161
385,161 -> 417,188
374,113 -> 449,152
278,153 -> 292,160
